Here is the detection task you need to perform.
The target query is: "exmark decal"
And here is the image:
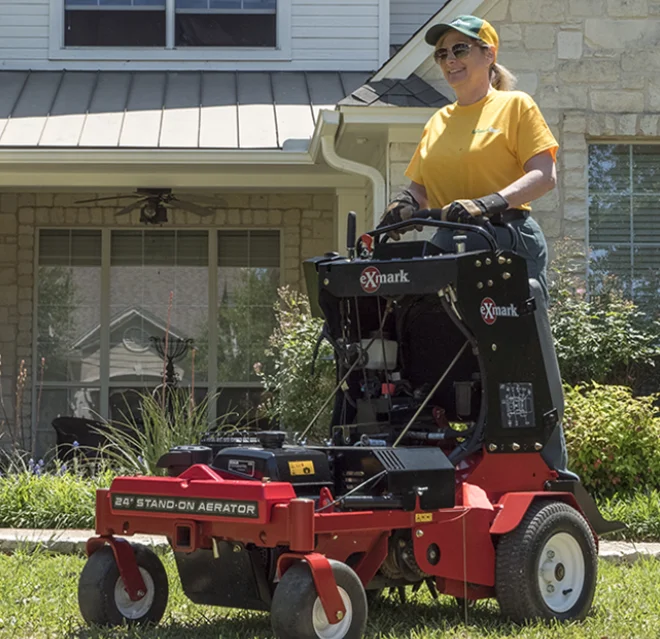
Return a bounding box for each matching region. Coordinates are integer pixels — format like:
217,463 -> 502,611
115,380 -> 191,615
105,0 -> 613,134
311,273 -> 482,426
111,493 -> 259,518
480,297 -> 519,325
360,266 -> 410,293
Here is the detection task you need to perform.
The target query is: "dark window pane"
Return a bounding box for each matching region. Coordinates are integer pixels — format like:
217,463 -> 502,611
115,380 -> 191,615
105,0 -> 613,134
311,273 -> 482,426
176,13 -> 276,47
633,194 -> 660,244
218,231 -> 249,267
632,245 -> 660,304
65,10 -> 166,46
589,195 -> 631,245
632,145 -> 660,193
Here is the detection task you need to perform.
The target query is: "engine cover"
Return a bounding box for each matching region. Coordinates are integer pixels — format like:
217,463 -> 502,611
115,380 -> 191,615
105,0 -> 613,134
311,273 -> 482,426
212,446 -> 332,496
333,446 -> 455,510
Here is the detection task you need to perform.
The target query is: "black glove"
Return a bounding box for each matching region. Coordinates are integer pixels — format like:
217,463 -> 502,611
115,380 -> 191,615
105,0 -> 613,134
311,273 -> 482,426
441,193 -> 509,224
378,189 -> 422,240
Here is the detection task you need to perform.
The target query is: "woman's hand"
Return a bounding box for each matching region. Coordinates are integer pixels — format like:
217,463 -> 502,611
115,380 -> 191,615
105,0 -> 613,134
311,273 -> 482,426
379,183 -> 427,240
441,193 -> 509,223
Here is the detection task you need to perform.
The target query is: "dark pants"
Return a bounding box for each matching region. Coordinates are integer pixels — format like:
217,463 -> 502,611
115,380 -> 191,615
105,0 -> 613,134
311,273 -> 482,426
430,216 -> 550,303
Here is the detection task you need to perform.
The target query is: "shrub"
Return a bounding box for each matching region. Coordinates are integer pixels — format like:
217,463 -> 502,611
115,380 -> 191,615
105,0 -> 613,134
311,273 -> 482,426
256,287 -> 336,441
548,242 -> 660,389
549,290 -> 659,388
564,384 -> 660,496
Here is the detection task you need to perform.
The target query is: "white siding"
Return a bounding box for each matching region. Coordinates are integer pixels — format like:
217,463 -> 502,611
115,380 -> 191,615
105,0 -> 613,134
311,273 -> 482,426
390,1 -> 438,46
0,1 -> 50,63
292,0 -> 380,65
0,0 -> 382,71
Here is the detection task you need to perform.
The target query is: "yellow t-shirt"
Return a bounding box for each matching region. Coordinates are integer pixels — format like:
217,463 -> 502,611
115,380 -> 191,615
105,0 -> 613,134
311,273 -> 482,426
405,90 -> 558,211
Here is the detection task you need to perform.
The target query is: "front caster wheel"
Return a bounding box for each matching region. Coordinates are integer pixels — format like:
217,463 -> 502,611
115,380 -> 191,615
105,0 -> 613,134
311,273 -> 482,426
496,500 -> 597,623
271,559 -> 367,639
78,543 -> 168,627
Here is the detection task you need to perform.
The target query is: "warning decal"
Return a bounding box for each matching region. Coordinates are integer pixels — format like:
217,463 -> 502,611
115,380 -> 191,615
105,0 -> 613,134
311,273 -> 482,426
288,460 -> 315,476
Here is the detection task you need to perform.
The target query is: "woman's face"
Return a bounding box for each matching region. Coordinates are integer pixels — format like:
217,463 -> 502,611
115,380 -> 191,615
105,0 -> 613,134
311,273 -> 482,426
435,30 -> 494,90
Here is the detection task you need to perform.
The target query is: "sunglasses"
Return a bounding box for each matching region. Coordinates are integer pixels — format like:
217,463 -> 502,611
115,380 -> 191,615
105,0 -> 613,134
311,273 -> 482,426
433,42 -> 476,62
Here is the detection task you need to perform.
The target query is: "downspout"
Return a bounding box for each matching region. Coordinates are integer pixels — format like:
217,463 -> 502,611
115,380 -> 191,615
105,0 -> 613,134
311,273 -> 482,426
319,110 -> 387,229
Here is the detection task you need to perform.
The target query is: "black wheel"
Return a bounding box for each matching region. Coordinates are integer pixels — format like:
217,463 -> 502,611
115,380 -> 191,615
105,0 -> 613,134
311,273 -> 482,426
495,500 -> 597,623
271,559 -> 367,639
78,543 -> 169,627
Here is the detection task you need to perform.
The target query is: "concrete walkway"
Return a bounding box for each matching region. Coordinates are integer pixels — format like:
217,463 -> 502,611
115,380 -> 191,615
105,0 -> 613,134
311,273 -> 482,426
1,529 -> 659,565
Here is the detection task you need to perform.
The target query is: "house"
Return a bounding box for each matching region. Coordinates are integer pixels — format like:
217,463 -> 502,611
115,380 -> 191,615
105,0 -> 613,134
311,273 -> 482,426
0,0 -> 657,455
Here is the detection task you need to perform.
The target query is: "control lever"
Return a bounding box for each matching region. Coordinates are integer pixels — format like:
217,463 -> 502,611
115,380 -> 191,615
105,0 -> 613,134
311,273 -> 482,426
347,211 -> 357,259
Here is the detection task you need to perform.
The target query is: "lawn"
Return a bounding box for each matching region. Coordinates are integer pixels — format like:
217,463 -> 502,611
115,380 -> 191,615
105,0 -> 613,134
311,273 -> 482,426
0,549 -> 658,639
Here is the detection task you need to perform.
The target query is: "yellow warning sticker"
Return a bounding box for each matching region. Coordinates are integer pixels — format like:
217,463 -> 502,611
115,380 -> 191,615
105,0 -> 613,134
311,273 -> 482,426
288,460 -> 315,476
415,513 -> 433,523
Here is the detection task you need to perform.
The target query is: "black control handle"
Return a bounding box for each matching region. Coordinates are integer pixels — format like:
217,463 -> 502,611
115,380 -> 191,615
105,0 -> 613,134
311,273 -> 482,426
346,211 -> 357,259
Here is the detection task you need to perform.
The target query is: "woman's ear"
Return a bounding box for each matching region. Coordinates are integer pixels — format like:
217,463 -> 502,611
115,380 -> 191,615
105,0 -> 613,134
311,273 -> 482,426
484,45 -> 496,64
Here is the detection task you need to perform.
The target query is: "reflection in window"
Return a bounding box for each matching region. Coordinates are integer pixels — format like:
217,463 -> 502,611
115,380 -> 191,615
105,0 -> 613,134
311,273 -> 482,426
38,230 -> 102,383
216,230 -> 280,383
588,144 -> 660,306
35,227 -> 281,452
109,230 -> 209,388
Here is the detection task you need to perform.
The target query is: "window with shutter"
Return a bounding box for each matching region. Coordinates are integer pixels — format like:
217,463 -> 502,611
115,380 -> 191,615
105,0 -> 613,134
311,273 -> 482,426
588,144 -> 660,304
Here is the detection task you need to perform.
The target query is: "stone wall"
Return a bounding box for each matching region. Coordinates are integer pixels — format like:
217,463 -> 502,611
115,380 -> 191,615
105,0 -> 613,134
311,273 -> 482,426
0,190 -> 335,451
407,0 -> 660,256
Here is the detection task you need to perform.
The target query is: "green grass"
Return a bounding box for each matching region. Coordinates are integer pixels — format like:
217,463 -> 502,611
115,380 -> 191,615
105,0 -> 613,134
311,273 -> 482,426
0,549 -> 658,639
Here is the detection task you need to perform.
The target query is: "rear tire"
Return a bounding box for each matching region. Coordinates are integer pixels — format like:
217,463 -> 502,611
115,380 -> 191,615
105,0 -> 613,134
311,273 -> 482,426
271,559 -> 367,639
78,543 -> 168,627
495,500 -> 597,623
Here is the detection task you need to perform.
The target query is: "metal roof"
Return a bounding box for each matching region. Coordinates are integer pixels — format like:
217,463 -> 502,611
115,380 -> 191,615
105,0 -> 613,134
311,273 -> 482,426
0,70 -> 372,150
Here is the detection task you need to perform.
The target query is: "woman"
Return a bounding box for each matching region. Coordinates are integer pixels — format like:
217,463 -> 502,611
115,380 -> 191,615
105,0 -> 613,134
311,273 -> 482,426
381,14 -> 557,302
381,15 -> 572,475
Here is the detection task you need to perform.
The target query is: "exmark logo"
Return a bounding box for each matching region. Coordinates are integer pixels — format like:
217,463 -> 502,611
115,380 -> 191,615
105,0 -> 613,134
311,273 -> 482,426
480,297 -> 519,325
360,266 -> 410,293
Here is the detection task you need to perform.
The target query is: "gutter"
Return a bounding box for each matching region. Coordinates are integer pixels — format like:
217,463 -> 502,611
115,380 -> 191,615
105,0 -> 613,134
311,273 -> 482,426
0,148 -> 314,166
316,110 -> 387,229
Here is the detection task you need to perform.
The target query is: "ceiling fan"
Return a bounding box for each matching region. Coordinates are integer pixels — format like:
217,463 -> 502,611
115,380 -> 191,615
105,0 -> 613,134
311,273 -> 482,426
75,188 -> 227,225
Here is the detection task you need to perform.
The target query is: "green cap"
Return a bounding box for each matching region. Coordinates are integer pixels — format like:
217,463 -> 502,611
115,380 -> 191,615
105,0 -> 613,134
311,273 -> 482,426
424,14 -> 499,57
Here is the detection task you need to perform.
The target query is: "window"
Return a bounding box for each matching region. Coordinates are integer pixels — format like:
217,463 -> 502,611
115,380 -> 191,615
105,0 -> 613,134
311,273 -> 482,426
62,0 -> 278,48
588,144 -> 660,304
35,228 -> 281,443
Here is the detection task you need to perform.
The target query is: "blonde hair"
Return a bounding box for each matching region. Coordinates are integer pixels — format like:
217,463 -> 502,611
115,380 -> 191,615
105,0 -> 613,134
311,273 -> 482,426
490,62 -> 517,91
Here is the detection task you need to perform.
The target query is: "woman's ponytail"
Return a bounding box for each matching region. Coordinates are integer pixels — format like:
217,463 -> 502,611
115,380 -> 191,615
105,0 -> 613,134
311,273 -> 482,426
490,63 -> 517,91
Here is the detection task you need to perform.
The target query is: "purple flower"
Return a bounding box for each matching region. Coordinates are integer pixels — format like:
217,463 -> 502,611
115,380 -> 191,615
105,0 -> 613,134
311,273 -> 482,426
72,441 -> 80,449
